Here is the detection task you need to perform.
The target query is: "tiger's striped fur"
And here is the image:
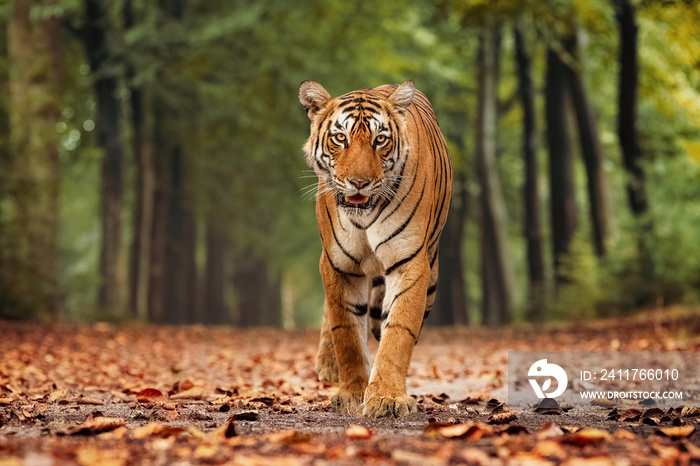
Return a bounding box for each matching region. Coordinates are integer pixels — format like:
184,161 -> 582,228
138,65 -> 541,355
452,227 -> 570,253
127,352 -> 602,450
299,80 -> 453,418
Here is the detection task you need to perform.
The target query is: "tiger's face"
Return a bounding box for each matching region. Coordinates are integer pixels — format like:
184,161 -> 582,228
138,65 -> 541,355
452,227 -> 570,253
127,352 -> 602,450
299,81 -> 415,214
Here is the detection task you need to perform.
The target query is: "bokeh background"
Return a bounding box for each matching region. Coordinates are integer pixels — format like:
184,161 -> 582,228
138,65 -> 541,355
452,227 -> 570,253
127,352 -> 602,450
0,0 -> 698,327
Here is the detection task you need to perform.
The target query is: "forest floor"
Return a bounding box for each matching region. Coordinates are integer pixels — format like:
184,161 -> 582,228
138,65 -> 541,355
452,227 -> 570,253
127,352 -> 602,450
1,308 -> 699,465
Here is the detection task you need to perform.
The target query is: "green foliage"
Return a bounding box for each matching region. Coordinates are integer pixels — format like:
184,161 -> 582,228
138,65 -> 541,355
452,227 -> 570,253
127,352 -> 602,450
550,234 -> 601,320
1,0 -> 699,324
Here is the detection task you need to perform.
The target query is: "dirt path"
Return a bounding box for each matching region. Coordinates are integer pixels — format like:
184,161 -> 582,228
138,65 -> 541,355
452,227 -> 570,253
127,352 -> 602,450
1,310 -> 699,464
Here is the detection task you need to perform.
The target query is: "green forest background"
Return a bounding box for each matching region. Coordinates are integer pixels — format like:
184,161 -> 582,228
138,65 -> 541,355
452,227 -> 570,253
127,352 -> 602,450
0,0 -> 698,327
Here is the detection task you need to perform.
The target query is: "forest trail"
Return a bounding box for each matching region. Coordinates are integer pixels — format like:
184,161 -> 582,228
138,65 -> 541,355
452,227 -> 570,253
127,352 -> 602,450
1,309 -> 699,464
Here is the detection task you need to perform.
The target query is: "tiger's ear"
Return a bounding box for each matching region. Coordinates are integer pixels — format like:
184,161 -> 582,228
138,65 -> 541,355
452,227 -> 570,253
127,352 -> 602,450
388,80 -> 415,114
299,80 -> 332,119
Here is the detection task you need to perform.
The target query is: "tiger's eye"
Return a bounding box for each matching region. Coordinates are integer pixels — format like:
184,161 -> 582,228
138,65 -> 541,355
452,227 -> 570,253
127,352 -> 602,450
333,133 -> 346,143
375,135 -> 387,144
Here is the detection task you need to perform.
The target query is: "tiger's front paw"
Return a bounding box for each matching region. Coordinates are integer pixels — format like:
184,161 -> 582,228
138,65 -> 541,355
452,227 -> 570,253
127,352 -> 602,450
330,389 -> 363,416
362,393 -> 417,419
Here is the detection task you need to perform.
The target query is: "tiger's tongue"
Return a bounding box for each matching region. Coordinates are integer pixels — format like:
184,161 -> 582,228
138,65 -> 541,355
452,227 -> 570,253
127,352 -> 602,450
345,194 -> 369,204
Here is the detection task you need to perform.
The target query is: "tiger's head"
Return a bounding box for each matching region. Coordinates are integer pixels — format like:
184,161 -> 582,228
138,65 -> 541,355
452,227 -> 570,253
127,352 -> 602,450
299,80 -> 415,213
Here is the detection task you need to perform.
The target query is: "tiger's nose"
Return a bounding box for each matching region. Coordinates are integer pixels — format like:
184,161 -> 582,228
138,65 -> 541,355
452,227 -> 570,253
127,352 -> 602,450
349,179 -> 371,189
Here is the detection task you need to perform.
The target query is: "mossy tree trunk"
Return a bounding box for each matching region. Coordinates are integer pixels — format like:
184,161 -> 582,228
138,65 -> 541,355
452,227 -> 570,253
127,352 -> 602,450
477,21 -> 516,326
514,26 -> 546,321
7,0 -> 63,318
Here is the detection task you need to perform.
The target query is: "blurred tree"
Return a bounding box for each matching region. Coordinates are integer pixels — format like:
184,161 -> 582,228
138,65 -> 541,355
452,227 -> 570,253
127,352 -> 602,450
148,0 -> 198,324
563,33 -> 608,257
514,25 -> 546,321
233,251 -> 281,327
612,0 -> 648,217
125,0 -> 155,321
546,43 -> 578,283
477,20 -> 516,326
6,0 -> 63,318
203,223 -> 227,325
79,0 -> 127,313
2,0 -> 698,325
433,172 -> 469,326
0,7 -> 13,316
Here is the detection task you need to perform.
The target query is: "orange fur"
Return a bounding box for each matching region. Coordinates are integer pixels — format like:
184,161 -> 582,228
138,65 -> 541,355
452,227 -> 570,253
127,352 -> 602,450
299,81 -> 453,418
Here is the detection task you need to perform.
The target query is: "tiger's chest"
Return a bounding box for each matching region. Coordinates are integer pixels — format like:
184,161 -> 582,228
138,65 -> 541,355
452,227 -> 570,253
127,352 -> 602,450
320,200 -> 413,279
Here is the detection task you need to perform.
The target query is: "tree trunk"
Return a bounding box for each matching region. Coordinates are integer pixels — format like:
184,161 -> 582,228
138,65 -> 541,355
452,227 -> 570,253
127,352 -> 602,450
262,272 -> 282,327
546,46 -> 578,282
612,0 -> 649,217
434,172 -> 469,326
125,0 -> 155,321
563,34 -> 608,257
233,252 -> 281,327
7,0 -> 63,318
204,225 -> 227,325
477,22 -> 516,326
148,98 -> 170,323
514,26 -> 546,321
165,146 -> 197,324
148,0 -> 196,324
82,0 -> 126,313
0,12 -> 10,315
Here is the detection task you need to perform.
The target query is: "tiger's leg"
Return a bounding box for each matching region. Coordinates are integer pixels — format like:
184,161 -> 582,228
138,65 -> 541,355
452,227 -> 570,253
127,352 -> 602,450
315,300 -> 338,382
369,276 -> 385,341
419,252 -> 440,336
363,256 -> 430,418
321,256 -> 371,415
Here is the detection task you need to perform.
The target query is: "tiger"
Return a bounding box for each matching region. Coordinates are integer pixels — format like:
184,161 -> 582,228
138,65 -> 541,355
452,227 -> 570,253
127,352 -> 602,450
298,80 -> 453,418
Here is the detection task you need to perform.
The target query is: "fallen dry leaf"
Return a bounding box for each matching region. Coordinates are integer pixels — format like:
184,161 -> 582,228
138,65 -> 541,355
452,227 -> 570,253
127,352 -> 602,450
345,424 -> 372,439
392,449 -> 444,465
620,409 -> 642,422
64,417 -> 126,436
681,405 -> 700,417
657,425 -> 696,439
459,447 -> 498,465
560,455 -> 615,465
76,446 -> 128,466
1,314 -> 697,465
532,439 -> 567,460
537,421 -> 565,439
613,429 -> 636,440
133,422 -> 186,439
488,411 -> 517,425
563,429 -> 611,446
426,422 -> 492,440
170,386 -> 204,400
136,388 -> 165,403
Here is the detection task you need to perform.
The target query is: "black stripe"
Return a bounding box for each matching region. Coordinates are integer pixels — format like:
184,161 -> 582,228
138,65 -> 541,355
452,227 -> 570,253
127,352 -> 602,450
376,179 -> 425,250
430,250 -> 439,268
350,197 -> 387,230
388,274 -> 422,311
372,276 -> 385,287
369,306 -> 383,319
331,324 -> 352,332
386,242 -> 424,276
324,249 -> 363,277
381,166 -> 416,222
427,283 -> 438,296
386,323 -> 417,341
347,303 -> 368,316
326,205 -> 360,264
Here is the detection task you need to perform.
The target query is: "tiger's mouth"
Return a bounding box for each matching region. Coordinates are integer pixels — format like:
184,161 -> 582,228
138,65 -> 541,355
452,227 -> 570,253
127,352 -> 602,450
338,194 -> 372,210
